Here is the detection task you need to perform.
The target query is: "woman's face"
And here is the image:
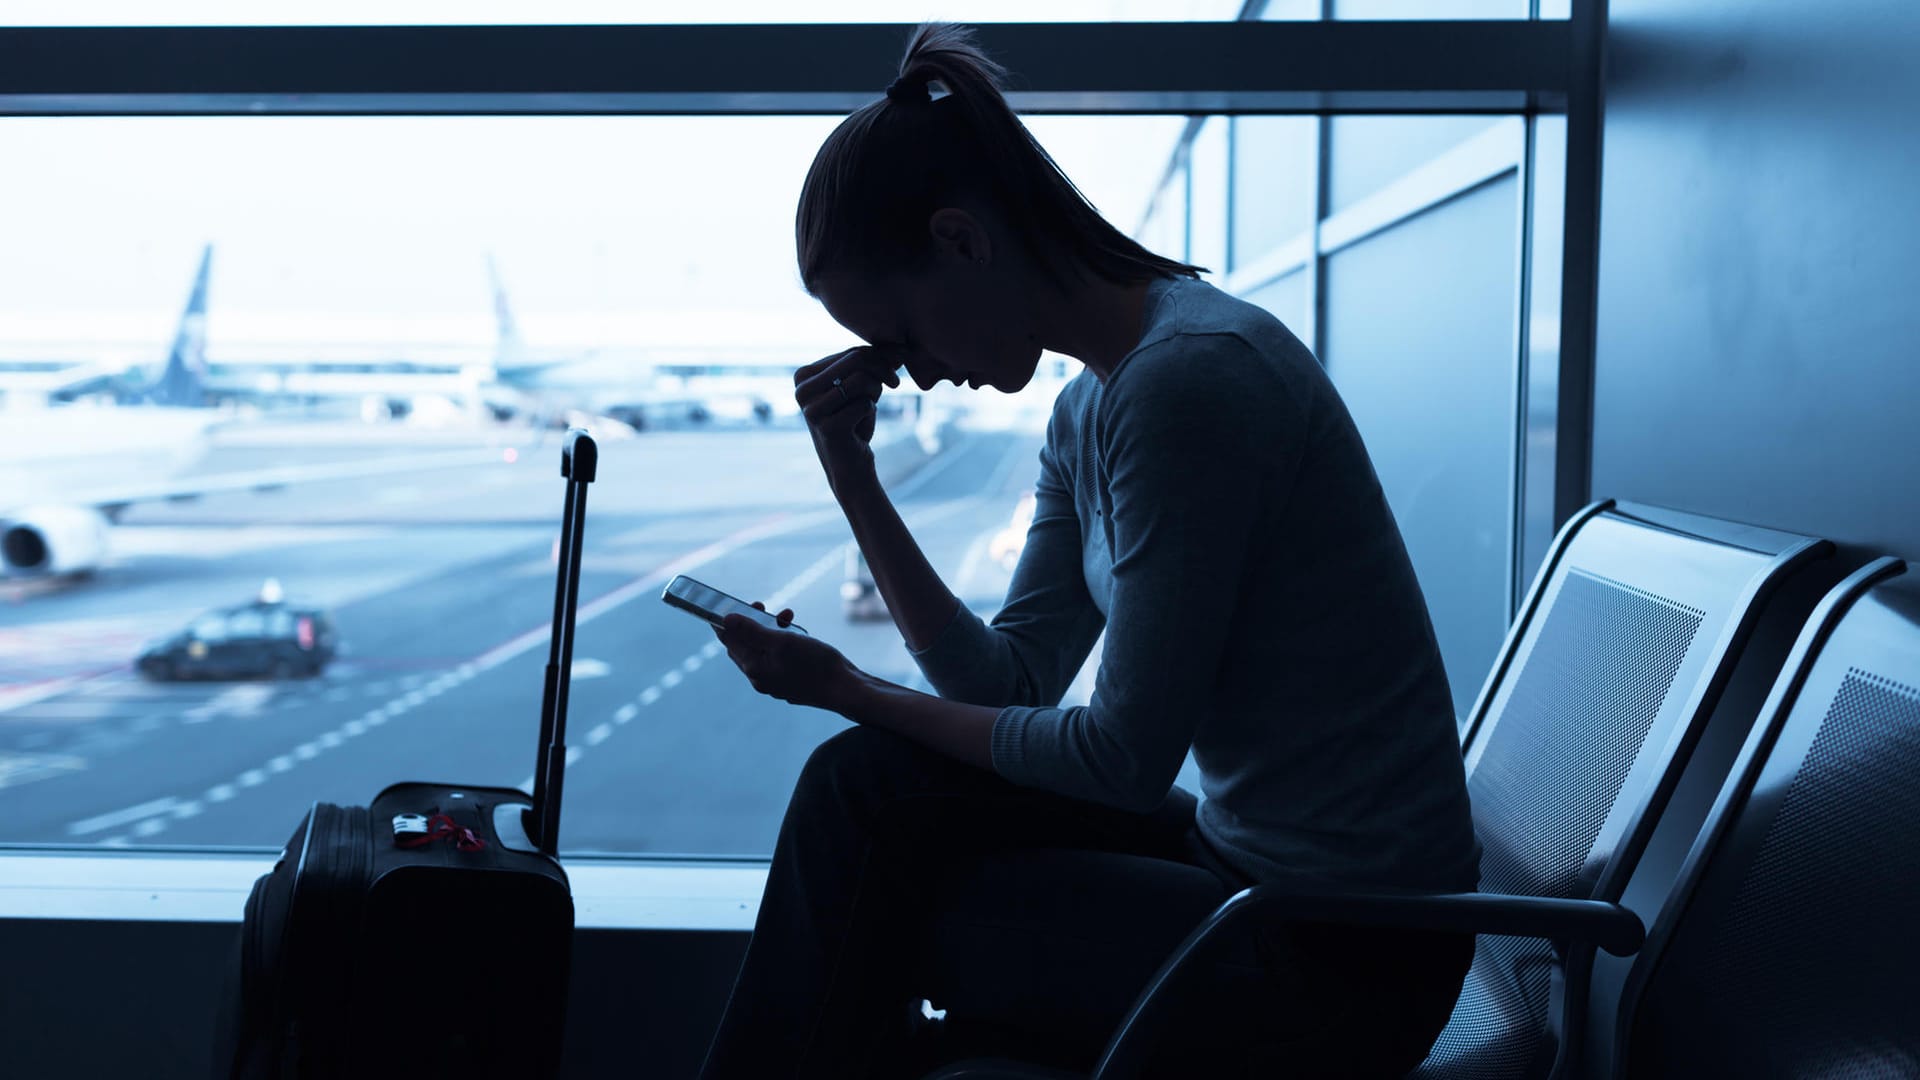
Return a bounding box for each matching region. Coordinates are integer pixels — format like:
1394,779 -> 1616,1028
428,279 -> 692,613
813,213 -> 1046,393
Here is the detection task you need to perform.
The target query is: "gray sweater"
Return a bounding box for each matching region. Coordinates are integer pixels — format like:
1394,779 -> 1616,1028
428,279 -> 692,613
911,275 -> 1481,892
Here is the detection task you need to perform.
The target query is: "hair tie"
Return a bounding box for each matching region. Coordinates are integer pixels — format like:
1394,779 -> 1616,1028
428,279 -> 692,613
885,76 -> 950,106
885,76 -> 930,105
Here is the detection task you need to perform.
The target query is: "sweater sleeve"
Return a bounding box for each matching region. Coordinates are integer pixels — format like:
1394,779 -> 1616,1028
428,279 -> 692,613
909,409 -> 1107,708
991,336 -> 1308,812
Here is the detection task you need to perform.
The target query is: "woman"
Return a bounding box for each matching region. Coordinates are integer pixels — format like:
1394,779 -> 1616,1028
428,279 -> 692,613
701,23 -> 1480,1080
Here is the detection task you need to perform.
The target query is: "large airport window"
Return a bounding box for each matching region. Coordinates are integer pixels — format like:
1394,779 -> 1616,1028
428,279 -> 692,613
1327,115 -> 1507,215
1228,116 -> 1316,273
0,113 -> 1186,856
1,0 -> 1248,27
1330,0 -> 1529,18
1187,118 -> 1230,279
1320,175 -> 1520,721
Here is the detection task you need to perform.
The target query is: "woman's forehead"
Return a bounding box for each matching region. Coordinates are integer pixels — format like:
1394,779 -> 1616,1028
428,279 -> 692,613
815,274 -> 910,348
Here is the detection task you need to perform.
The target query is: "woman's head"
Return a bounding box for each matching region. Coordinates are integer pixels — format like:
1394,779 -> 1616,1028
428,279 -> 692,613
797,23 -> 1200,392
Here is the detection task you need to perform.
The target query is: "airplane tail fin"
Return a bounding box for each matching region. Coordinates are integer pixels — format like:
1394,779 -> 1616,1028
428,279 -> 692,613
487,253 -> 523,376
151,244 -> 212,407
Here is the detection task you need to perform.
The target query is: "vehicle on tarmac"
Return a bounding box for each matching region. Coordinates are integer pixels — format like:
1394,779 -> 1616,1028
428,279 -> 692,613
841,547 -> 889,622
136,588 -> 337,681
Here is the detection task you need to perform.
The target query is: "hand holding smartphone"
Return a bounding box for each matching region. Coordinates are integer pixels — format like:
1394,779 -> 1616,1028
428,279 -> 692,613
661,575 -> 808,636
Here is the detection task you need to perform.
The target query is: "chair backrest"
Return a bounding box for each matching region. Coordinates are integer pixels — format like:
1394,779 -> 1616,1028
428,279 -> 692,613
1413,501 -> 1827,1080
1615,557 -> 1918,1079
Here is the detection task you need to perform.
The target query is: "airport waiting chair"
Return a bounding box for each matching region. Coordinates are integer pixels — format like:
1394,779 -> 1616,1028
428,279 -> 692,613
922,500 -> 1830,1080
1606,557 -> 1919,1079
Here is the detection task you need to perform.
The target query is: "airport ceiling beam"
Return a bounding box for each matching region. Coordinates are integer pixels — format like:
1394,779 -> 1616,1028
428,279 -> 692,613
0,21 -> 1569,116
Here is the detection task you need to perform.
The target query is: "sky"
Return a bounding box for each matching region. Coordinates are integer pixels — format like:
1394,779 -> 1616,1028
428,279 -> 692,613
0,113 -> 1189,362
0,1 -> 1244,27
0,2 -> 1251,365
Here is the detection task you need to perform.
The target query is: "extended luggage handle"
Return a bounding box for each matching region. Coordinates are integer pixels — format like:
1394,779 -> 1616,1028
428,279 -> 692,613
526,429 -> 597,856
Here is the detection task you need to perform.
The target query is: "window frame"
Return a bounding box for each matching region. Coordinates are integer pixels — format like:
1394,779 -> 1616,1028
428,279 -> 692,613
0,11 -> 1602,926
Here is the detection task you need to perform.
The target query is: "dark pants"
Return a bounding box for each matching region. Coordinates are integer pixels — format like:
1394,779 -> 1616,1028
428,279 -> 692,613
699,726 -> 1472,1079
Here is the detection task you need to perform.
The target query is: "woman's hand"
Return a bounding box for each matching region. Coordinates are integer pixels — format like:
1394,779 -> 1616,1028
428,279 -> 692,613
716,603 -> 861,713
793,346 -> 903,493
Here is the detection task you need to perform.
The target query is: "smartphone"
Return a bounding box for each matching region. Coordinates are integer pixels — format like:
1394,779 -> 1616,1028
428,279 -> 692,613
661,575 -> 808,635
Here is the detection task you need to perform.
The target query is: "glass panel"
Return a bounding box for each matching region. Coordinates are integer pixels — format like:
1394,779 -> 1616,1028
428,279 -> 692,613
1241,268 -> 1311,340
1228,116 -> 1316,271
1257,0 -> 1323,19
0,113 -> 1176,854
1320,175 -> 1519,721
3,0 -> 1248,26
1332,0 -> 1528,16
1518,115 -> 1565,599
1139,164 -> 1191,266
1327,115 -> 1504,214
1187,118 -> 1229,279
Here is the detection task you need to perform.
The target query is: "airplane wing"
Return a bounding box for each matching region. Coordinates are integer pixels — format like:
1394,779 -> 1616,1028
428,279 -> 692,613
68,446 -> 519,514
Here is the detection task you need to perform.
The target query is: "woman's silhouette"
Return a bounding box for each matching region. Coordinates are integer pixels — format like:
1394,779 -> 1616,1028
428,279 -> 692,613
701,23 -> 1479,1079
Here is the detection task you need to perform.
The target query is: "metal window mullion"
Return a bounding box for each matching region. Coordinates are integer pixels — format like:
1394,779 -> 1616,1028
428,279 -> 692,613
0,21 -> 1572,116
1509,115 -> 1539,620
1553,0 -> 1605,528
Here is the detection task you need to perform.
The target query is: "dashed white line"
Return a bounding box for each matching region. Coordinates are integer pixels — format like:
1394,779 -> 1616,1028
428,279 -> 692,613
587,723 -> 612,746
68,797 -> 182,836
682,655 -> 703,673
615,704 -> 638,724
639,686 -> 662,706
171,800 -> 202,820
239,769 -> 267,788
662,670 -> 684,689
207,784 -> 237,803
294,743 -> 319,761
343,719 -> 367,736
133,818 -> 166,838
268,755 -> 294,773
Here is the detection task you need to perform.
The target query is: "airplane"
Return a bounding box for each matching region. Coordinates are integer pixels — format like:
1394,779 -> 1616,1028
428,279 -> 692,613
0,245 -> 518,580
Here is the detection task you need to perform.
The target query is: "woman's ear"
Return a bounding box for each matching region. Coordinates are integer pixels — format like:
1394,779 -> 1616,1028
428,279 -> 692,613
928,208 -> 991,267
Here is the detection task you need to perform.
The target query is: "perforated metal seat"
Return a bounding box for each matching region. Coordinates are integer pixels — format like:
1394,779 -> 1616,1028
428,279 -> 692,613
925,500 -> 1830,1080
1611,558 -> 1919,1079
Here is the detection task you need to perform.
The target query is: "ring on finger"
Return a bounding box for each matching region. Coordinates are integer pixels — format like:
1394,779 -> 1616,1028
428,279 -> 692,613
832,376 -> 850,404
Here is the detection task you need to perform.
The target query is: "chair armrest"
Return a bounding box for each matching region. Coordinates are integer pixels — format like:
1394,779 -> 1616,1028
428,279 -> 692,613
1087,887 -> 1643,1080
1228,885 -> 1645,957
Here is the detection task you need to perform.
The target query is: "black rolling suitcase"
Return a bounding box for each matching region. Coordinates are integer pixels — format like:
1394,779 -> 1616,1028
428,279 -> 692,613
217,430 -> 598,1080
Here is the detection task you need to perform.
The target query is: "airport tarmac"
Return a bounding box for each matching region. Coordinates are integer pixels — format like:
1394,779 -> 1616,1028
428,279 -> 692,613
0,421 -> 1089,856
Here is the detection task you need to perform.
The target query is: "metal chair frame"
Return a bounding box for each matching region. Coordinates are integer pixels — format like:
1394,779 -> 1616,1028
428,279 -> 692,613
929,500 -> 1832,1080
1604,556 -> 1910,1079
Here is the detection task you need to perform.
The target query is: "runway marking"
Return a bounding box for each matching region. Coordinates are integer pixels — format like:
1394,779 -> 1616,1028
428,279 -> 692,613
68,797 -> 182,836
171,800 -> 202,820
83,491 -> 969,845
466,508 -> 839,676
0,751 -> 87,791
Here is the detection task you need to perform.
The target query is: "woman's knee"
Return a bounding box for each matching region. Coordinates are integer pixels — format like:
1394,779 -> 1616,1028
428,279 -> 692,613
793,726 -> 923,807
